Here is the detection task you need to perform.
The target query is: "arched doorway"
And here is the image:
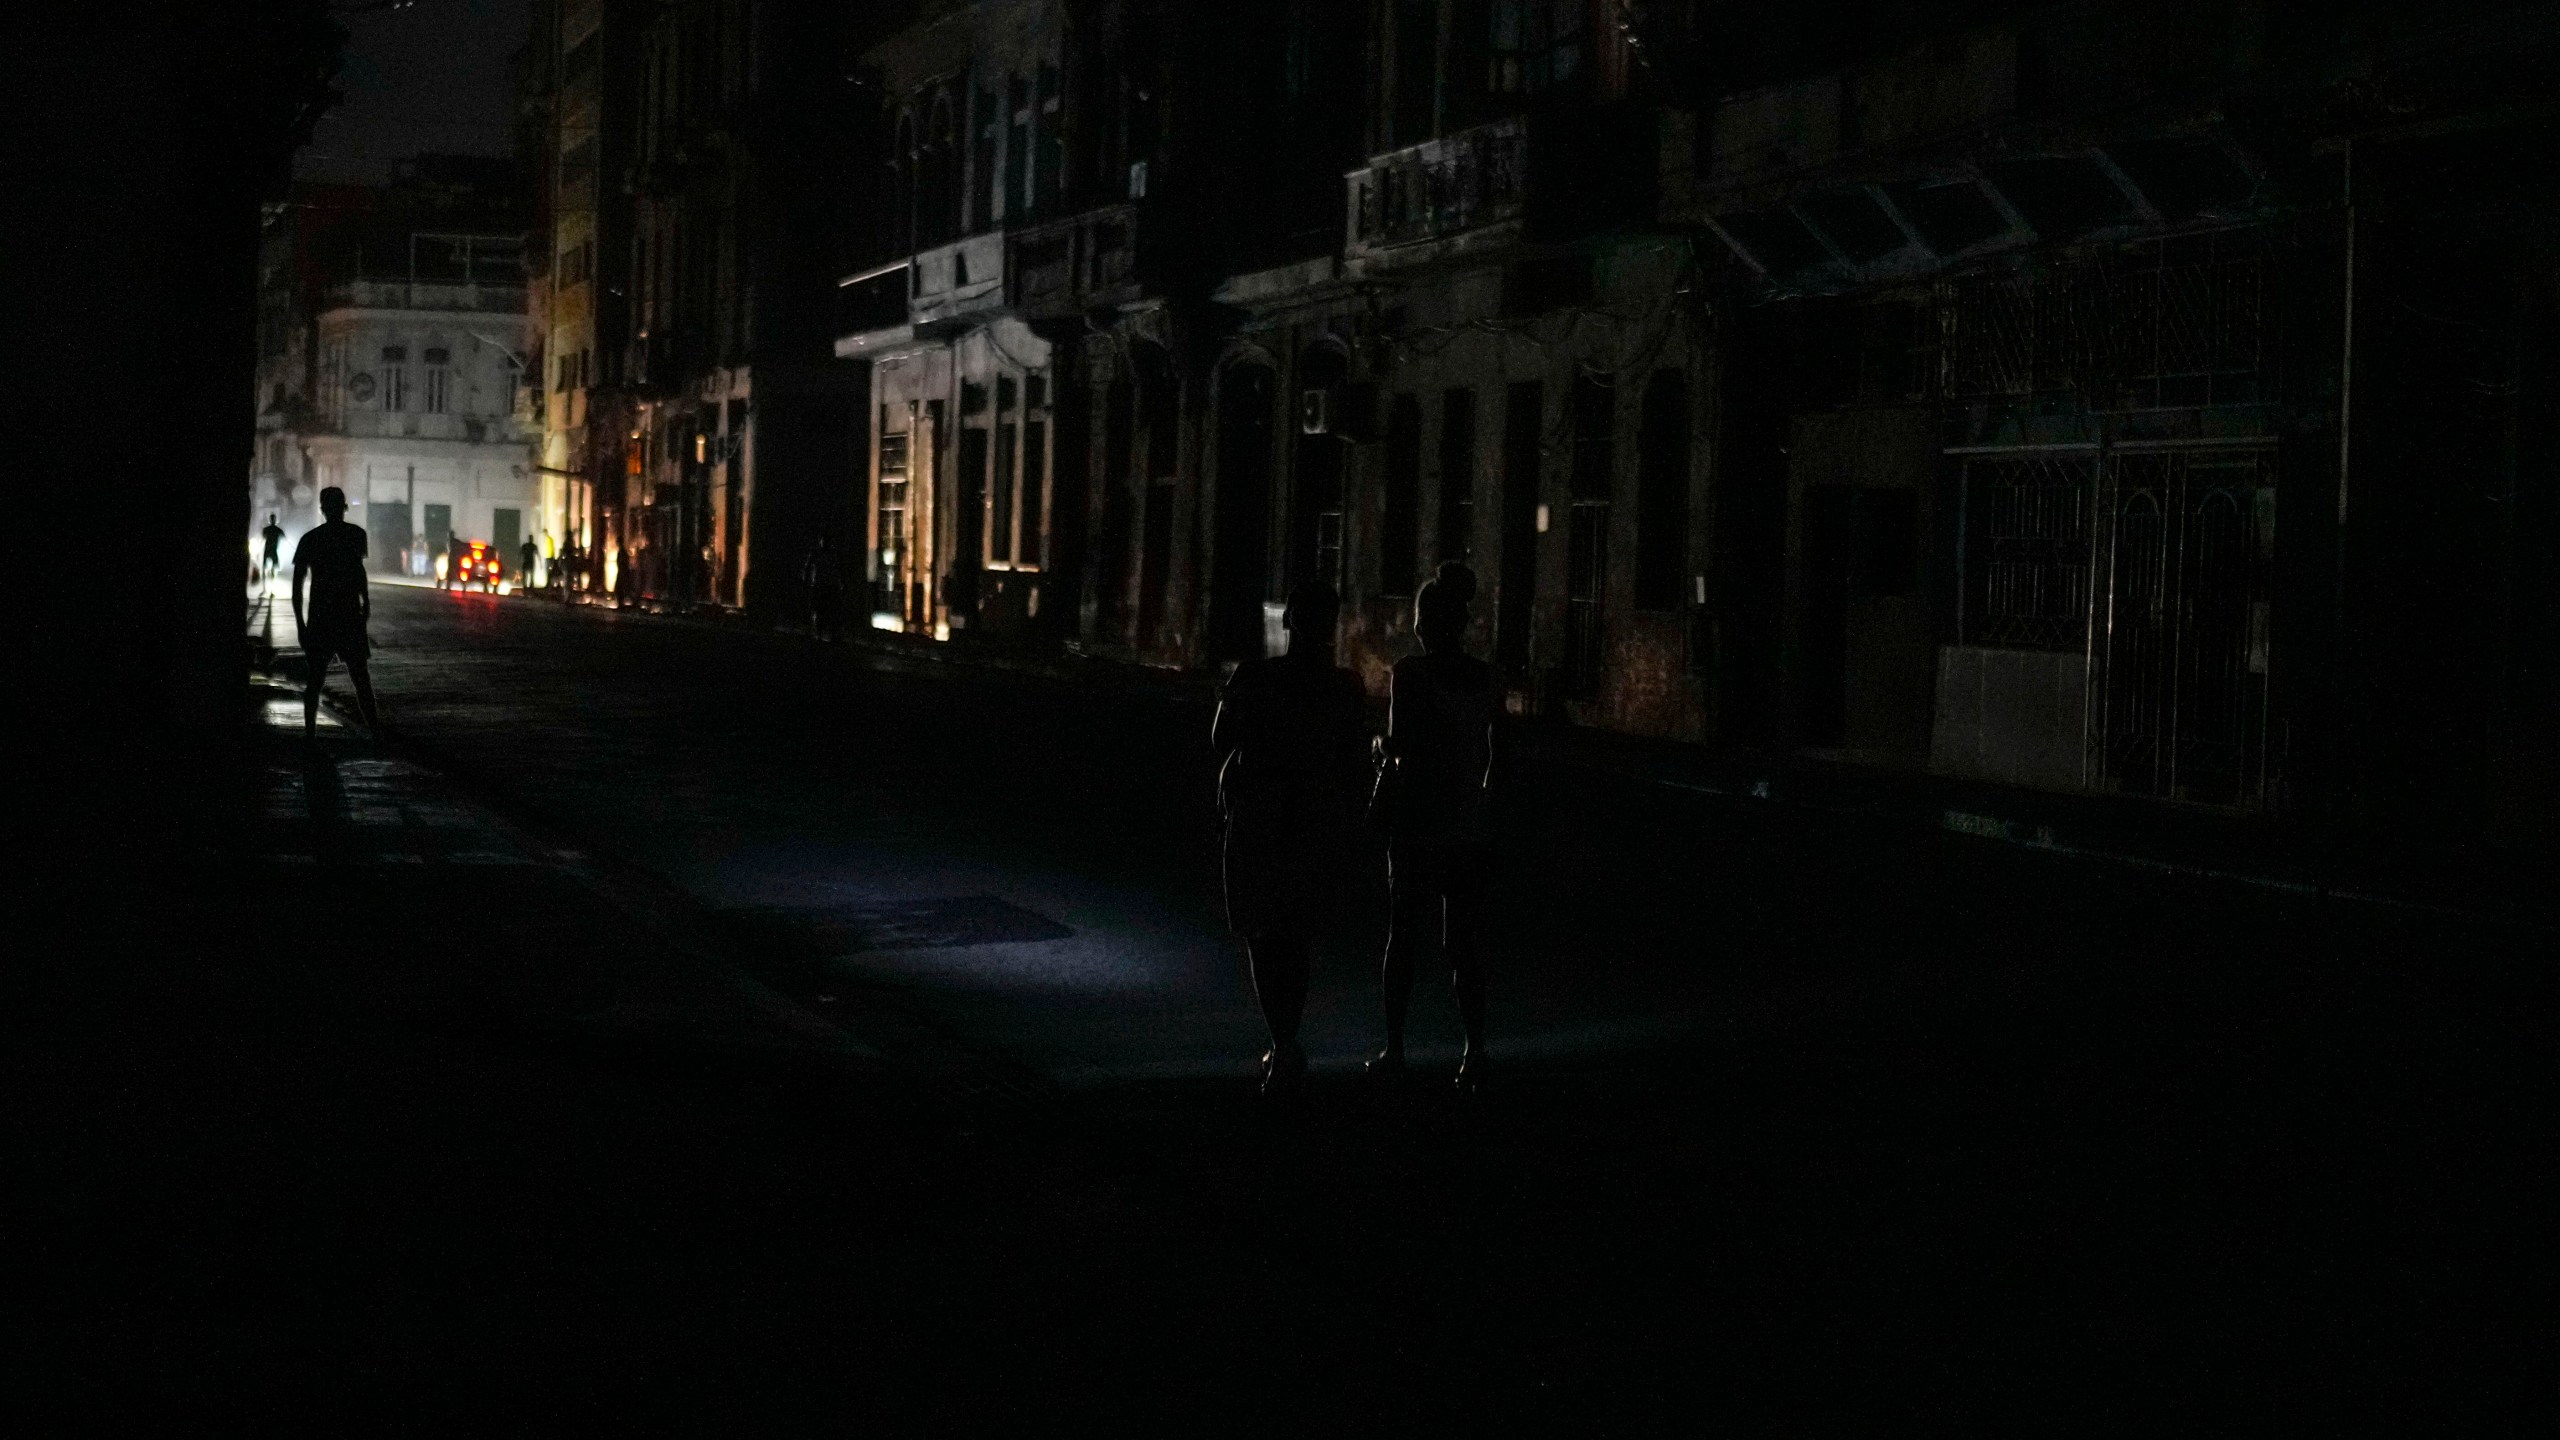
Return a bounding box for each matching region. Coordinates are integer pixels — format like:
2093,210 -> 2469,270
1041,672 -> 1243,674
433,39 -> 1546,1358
1134,344 -> 1179,646
1095,372 -> 1134,637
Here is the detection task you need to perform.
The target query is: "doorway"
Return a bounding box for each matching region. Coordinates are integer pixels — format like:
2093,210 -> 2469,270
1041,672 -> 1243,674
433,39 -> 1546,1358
1211,363 -> 1274,660
1497,381 -> 1543,671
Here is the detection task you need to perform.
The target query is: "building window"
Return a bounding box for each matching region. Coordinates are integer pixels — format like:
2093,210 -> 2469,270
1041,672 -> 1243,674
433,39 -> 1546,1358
972,84 -> 999,230
424,366 -> 452,414
385,364 -> 410,412
1489,0 -> 1583,95
1037,62 -> 1064,214
877,412 -> 910,599
1007,75 -> 1032,221
921,94 -> 960,247
1393,0 -> 1437,144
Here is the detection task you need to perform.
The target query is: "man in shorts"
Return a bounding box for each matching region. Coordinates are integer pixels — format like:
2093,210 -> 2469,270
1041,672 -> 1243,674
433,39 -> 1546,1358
259,514 -> 285,585
291,486 -> 382,740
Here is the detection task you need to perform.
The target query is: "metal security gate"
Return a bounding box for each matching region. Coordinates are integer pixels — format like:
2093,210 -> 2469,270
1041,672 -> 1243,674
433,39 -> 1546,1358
2097,445 -> 2275,805
1953,439 -> 2276,807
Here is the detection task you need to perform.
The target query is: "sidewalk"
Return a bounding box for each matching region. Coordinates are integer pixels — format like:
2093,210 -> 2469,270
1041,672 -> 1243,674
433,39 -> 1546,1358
1516,723 -> 2554,927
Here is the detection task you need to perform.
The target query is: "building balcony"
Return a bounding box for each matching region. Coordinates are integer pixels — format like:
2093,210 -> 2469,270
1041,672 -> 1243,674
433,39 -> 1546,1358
314,410 -> 530,446
834,205 -> 1159,359
1346,118 -> 1528,266
1007,203 -> 1144,319
908,231 -> 1009,336
325,279 -> 527,317
1344,107 -> 1656,272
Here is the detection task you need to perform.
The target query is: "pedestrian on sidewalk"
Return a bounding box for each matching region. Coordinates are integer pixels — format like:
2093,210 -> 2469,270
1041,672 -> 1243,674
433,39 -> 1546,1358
520,534 -> 542,595
804,534 -> 845,642
259,514 -> 285,586
1371,562 -> 1497,1093
1212,577 -> 1367,1095
291,486 -> 381,740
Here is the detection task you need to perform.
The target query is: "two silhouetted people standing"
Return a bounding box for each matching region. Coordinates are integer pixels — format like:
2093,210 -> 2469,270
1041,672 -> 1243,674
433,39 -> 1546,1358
292,486 -> 381,740
1213,579 -> 1367,1094
1214,563 -> 1497,1096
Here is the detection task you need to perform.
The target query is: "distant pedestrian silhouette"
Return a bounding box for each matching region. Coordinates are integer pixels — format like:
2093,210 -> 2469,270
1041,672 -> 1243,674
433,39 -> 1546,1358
804,534 -> 845,642
259,514 -> 284,584
1212,579 -> 1366,1093
520,535 -> 540,594
291,486 -> 381,739
1373,562 -> 1497,1092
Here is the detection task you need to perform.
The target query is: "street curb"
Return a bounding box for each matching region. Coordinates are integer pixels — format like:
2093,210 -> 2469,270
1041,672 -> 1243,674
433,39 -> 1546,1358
1605,763 -> 2550,932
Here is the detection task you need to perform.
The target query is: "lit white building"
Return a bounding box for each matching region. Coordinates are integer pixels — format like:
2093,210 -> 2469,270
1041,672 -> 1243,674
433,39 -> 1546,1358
302,235 -> 539,573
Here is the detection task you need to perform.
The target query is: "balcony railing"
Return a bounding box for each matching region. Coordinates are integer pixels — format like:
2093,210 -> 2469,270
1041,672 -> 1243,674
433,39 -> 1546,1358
908,231 -> 1008,334
327,279 -> 528,315
1008,203 -> 1141,318
1346,118 -> 1529,257
321,410 -> 528,445
1345,107 -> 1658,268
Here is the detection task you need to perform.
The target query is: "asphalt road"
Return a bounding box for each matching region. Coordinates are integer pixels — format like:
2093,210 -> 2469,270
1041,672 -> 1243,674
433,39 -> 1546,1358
333,581 -> 1750,1085
232,581 -> 2544,1424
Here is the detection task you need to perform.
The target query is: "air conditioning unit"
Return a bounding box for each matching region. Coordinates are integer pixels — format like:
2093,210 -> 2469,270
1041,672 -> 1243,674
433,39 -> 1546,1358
1299,387 -> 1329,435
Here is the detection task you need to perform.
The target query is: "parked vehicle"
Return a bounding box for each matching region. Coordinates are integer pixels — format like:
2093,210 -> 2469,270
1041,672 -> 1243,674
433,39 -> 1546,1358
450,540 -> 502,593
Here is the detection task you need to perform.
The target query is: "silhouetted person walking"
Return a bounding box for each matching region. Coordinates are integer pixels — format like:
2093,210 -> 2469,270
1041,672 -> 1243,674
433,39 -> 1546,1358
1372,562 -> 1497,1092
1212,579 -> 1366,1094
291,486 -> 381,740
804,535 -> 845,642
259,514 -> 284,585
520,535 -> 541,594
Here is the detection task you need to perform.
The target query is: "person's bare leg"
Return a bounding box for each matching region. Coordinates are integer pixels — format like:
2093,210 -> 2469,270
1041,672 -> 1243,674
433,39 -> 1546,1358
1448,877 -> 1488,1089
303,658 -> 326,740
1373,877 -> 1427,1073
1246,936 -> 1309,1090
345,661 -> 382,732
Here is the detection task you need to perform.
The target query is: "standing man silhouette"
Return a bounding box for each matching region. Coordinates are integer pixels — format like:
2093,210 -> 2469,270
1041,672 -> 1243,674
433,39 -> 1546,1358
1372,562 -> 1497,1092
520,533 -> 542,595
291,486 -> 382,739
258,514 -> 285,585
1212,578 -> 1367,1094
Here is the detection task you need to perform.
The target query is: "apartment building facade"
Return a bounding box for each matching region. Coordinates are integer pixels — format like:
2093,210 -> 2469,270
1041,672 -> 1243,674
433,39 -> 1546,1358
836,0 -> 2557,846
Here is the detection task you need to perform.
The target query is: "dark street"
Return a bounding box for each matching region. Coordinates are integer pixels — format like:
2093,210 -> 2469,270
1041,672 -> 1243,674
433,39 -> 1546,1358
20,0 -> 2557,1428
25,581 -> 2524,1426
